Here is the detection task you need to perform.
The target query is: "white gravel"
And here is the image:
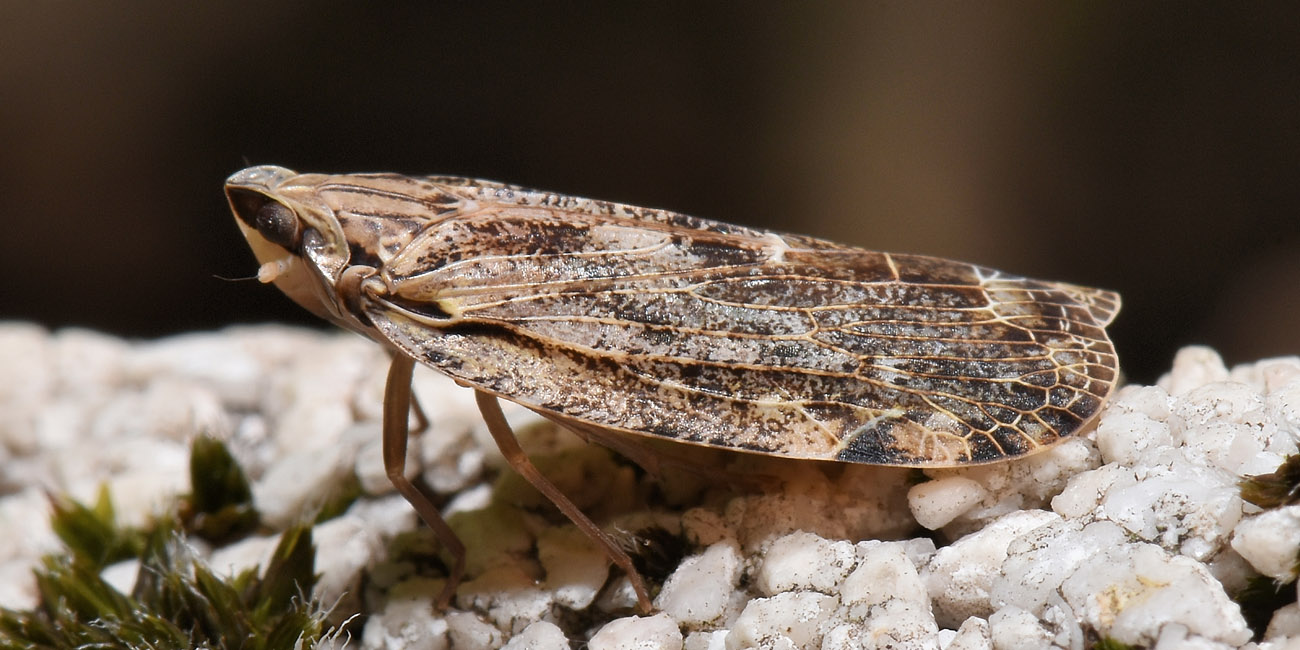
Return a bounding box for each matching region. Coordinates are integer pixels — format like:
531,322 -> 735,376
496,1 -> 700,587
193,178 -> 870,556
3,323 -> 1300,649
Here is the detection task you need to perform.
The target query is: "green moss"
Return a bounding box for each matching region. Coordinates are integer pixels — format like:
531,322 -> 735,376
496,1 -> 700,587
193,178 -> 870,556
1240,453 -> 1300,508
182,434 -> 260,542
623,525 -> 688,584
0,521 -> 326,650
0,436 -> 333,649
1089,637 -> 1136,650
313,471 -> 363,524
1235,574 -> 1298,641
48,486 -> 145,571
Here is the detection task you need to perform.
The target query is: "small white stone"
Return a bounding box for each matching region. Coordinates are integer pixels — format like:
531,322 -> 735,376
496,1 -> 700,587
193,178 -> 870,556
32,396 -> 86,457
1205,546 -> 1254,596
855,599 -> 941,648
1051,463 -> 1129,521
444,483 -> 493,517
841,541 -> 927,609
313,515 -> 383,610
942,617 -> 991,650
361,596 -> 449,650
1152,623 -> 1237,650
1257,358 -> 1300,391
1173,381 -> 1266,430
1172,381 -> 1285,475
129,328 -> 300,410
594,575 -> 642,613
408,369 -> 482,429
992,520 -> 1128,617
537,525 -> 608,610
1257,637 -> 1300,650
1059,542 -> 1250,647
754,530 -> 855,595
908,476 -> 988,530
0,486 -> 58,563
1231,505 -> 1300,580
253,444 -> 355,529
1039,600 -> 1082,649
727,591 -> 837,650
52,328 -> 130,394
901,537 -> 939,568
923,510 -> 1058,628
1265,602 -> 1300,640
925,437 -> 1098,537
657,539 -> 742,625
1094,454 -> 1242,559
445,610 -> 502,650
588,613 -> 683,650
345,492 -> 418,540
1267,378 -> 1300,439
355,425 -> 419,496
501,620 -> 569,650
0,323 -> 54,453
273,401 -> 355,456
988,606 -> 1051,650
1116,384 -> 1175,422
102,468 -> 190,530
207,533 -> 278,578
456,562 -> 552,633
1199,420 -> 1286,477
1018,437 -> 1101,502
819,624 -> 866,650
0,561 -> 37,611
828,464 -> 918,539
265,336 -> 376,453
1229,356 -> 1299,391
53,434 -> 189,528
415,404 -> 483,495
135,378 -> 231,441
683,631 -> 728,650
1094,409 -> 1172,466
1160,346 -> 1230,396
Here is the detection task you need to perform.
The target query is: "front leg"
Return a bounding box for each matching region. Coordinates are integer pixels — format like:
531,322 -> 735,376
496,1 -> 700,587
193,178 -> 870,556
383,354 -> 465,609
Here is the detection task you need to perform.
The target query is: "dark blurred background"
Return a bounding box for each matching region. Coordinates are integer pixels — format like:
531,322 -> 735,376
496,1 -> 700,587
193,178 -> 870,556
3,3 -> 1298,384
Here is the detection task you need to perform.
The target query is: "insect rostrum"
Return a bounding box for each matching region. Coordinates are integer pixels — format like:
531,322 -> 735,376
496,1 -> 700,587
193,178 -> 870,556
226,165 -> 1121,612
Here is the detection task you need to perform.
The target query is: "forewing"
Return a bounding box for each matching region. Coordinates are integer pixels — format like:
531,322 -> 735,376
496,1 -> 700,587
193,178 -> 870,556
364,197 -> 1120,467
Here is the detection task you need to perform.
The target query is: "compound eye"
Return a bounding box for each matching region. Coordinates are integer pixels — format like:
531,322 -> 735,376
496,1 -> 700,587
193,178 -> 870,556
253,201 -> 301,249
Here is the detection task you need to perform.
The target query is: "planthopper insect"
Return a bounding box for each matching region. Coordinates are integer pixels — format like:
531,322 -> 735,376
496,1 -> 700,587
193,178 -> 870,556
226,166 -> 1120,612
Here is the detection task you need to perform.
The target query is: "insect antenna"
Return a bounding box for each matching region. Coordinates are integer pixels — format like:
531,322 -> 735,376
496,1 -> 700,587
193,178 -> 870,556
211,272 -> 262,282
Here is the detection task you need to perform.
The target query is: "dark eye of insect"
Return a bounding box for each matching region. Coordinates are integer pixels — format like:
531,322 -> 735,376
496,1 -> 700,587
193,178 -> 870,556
254,201 -> 301,249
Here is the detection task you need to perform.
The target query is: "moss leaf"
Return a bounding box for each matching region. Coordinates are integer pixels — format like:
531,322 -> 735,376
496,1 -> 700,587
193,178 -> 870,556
184,435 -> 260,542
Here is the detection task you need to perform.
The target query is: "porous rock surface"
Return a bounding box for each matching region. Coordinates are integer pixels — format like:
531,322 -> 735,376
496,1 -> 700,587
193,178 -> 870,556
2,323 -> 1299,649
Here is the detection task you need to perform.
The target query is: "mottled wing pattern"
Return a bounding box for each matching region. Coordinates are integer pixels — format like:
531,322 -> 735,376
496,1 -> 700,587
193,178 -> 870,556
353,178 -> 1120,467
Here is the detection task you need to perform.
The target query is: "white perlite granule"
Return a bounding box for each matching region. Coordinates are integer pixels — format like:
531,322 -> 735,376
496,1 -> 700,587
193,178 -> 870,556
3,323 -> 1300,649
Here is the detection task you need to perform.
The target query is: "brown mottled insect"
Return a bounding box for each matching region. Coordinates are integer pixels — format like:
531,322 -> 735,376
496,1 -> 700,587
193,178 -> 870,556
226,166 -> 1120,611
